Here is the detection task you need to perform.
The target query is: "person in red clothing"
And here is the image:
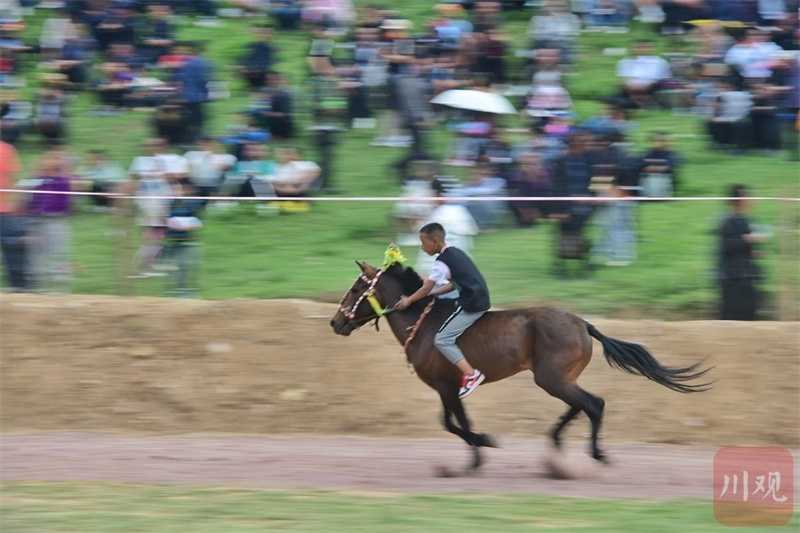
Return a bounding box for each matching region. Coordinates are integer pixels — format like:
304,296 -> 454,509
0,140 -> 30,290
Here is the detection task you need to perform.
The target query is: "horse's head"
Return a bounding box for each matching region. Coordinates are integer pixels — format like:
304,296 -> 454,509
330,257 -> 423,336
330,261 -> 390,336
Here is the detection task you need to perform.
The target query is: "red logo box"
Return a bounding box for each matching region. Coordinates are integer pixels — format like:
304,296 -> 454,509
714,446 -> 794,526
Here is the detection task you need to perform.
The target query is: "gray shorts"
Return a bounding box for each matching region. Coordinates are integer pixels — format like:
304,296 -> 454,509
433,305 -> 486,365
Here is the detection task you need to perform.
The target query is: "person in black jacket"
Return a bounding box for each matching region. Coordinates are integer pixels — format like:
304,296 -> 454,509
716,184 -> 767,320
395,222 -> 490,399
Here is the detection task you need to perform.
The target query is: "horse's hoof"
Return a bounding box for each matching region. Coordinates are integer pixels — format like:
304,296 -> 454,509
593,452 -> 612,465
480,433 -> 501,448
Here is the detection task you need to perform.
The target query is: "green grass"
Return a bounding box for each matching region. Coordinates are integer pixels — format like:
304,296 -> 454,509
2,482 -> 798,532
7,4 -> 799,318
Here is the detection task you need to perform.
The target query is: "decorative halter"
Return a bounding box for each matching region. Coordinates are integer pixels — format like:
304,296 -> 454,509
338,244 -> 407,327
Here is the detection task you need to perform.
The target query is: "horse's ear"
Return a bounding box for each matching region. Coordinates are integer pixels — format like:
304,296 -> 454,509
358,261 -> 378,277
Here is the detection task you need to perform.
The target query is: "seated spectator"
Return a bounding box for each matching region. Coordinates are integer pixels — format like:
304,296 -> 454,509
582,99 -> 635,138
42,23 -> 94,91
507,150 -> 555,227
227,142 -> 278,197
707,81 -> 753,152
78,149 -> 127,211
237,24 -> 276,90
757,0 -> 788,26
271,146 -> 321,196
272,0 -> 302,30
183,135 -> 237,196
638,131 -> 682,192
526,49 -> 574,125
0,89 -> 29,144
94,61 -> 134,112
34,89 -> 66,141
92,1 -> 136,53
450,160 -> 508,232
138,4 -> 175,67
585,0 -> 632,31
724,27 -> 784,89
40,16 -> 78,60
616,39 -> 671,108
527,0 -> 580,64
693,21 -> 734,63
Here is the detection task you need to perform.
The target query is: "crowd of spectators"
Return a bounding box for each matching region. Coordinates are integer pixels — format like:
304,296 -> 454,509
0,0 -> 797,297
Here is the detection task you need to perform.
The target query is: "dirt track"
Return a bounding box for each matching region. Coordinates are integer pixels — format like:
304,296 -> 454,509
1,295 -> 798,498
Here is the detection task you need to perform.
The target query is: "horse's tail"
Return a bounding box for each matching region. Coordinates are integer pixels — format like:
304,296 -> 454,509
586,323 -> 713,393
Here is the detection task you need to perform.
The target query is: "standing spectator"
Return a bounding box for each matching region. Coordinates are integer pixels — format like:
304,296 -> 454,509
128,138 -> 177,277
28,144 -> 73,293
507,150 -> 555,227
716,184 -> 768,320
0,140 -> 30,291
79,149 -> 127,211
163,179 -> 205,298
590,178 -> 636,266
179,41 -> 212,144
237,25 -> 276,90
258,71 -> 295,140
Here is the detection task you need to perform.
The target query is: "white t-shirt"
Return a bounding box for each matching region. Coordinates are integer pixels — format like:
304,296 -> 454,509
184,150 -> 237,187
616,55 -> 671,85
724,42 -> 783,79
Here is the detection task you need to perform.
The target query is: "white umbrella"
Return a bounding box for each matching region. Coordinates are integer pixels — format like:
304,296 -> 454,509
430,89 -> 517,115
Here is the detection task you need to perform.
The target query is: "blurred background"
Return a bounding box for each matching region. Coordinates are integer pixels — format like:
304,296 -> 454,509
1,0 -> 798,320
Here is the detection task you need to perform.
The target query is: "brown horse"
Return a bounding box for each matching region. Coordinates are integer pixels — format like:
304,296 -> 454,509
330,257 -> 711,471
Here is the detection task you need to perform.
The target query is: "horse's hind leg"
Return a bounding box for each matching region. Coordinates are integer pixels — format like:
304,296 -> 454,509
536,377 -> 607,462
550,405 -> 581,449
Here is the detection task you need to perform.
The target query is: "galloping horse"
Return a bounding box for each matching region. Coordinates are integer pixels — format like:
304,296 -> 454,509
330,247 -> 711,471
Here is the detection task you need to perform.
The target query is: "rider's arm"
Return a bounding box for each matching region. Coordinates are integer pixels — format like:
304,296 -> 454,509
431,282 -> 455,297
396,278 -> 436,310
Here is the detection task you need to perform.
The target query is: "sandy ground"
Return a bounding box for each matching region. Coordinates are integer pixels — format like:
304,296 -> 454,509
1,294 -> 798,498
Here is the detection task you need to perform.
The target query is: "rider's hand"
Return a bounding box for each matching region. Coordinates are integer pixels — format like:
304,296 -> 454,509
395,296 -> 408,310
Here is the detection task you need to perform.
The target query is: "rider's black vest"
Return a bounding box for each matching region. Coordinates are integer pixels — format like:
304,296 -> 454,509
437,246 -> 490,313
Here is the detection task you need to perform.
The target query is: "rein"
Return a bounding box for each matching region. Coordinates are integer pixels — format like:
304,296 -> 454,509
403,299 -> 435,366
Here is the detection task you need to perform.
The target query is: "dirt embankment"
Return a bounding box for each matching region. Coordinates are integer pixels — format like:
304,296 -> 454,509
1,295 -> 798,448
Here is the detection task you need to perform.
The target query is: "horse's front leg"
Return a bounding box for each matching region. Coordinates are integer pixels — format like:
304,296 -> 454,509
439,390 -> 498,472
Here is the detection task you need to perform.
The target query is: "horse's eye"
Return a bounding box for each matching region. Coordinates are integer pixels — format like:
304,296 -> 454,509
350,288 -> 359,294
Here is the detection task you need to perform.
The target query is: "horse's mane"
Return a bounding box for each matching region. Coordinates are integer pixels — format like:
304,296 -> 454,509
385,263 -> 424,295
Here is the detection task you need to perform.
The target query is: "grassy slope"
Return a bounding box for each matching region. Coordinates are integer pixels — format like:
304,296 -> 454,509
9,4 -> 798,318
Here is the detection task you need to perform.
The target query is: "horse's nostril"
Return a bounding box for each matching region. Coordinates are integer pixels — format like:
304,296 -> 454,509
330,320 -> 335,328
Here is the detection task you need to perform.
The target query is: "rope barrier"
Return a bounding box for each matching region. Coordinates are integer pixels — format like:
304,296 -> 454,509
2,189 -> 798,202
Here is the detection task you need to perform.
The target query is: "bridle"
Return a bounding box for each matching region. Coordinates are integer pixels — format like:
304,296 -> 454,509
337,269 -> 397,330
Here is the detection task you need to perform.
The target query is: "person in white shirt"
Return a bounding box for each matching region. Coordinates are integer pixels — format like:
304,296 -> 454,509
127,138 -> 180,277
724,28 -> 784,83
615,39 -> 671,107
183,135 -> 237,196
527,0 -> 581,63
270,146 -> 320,196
